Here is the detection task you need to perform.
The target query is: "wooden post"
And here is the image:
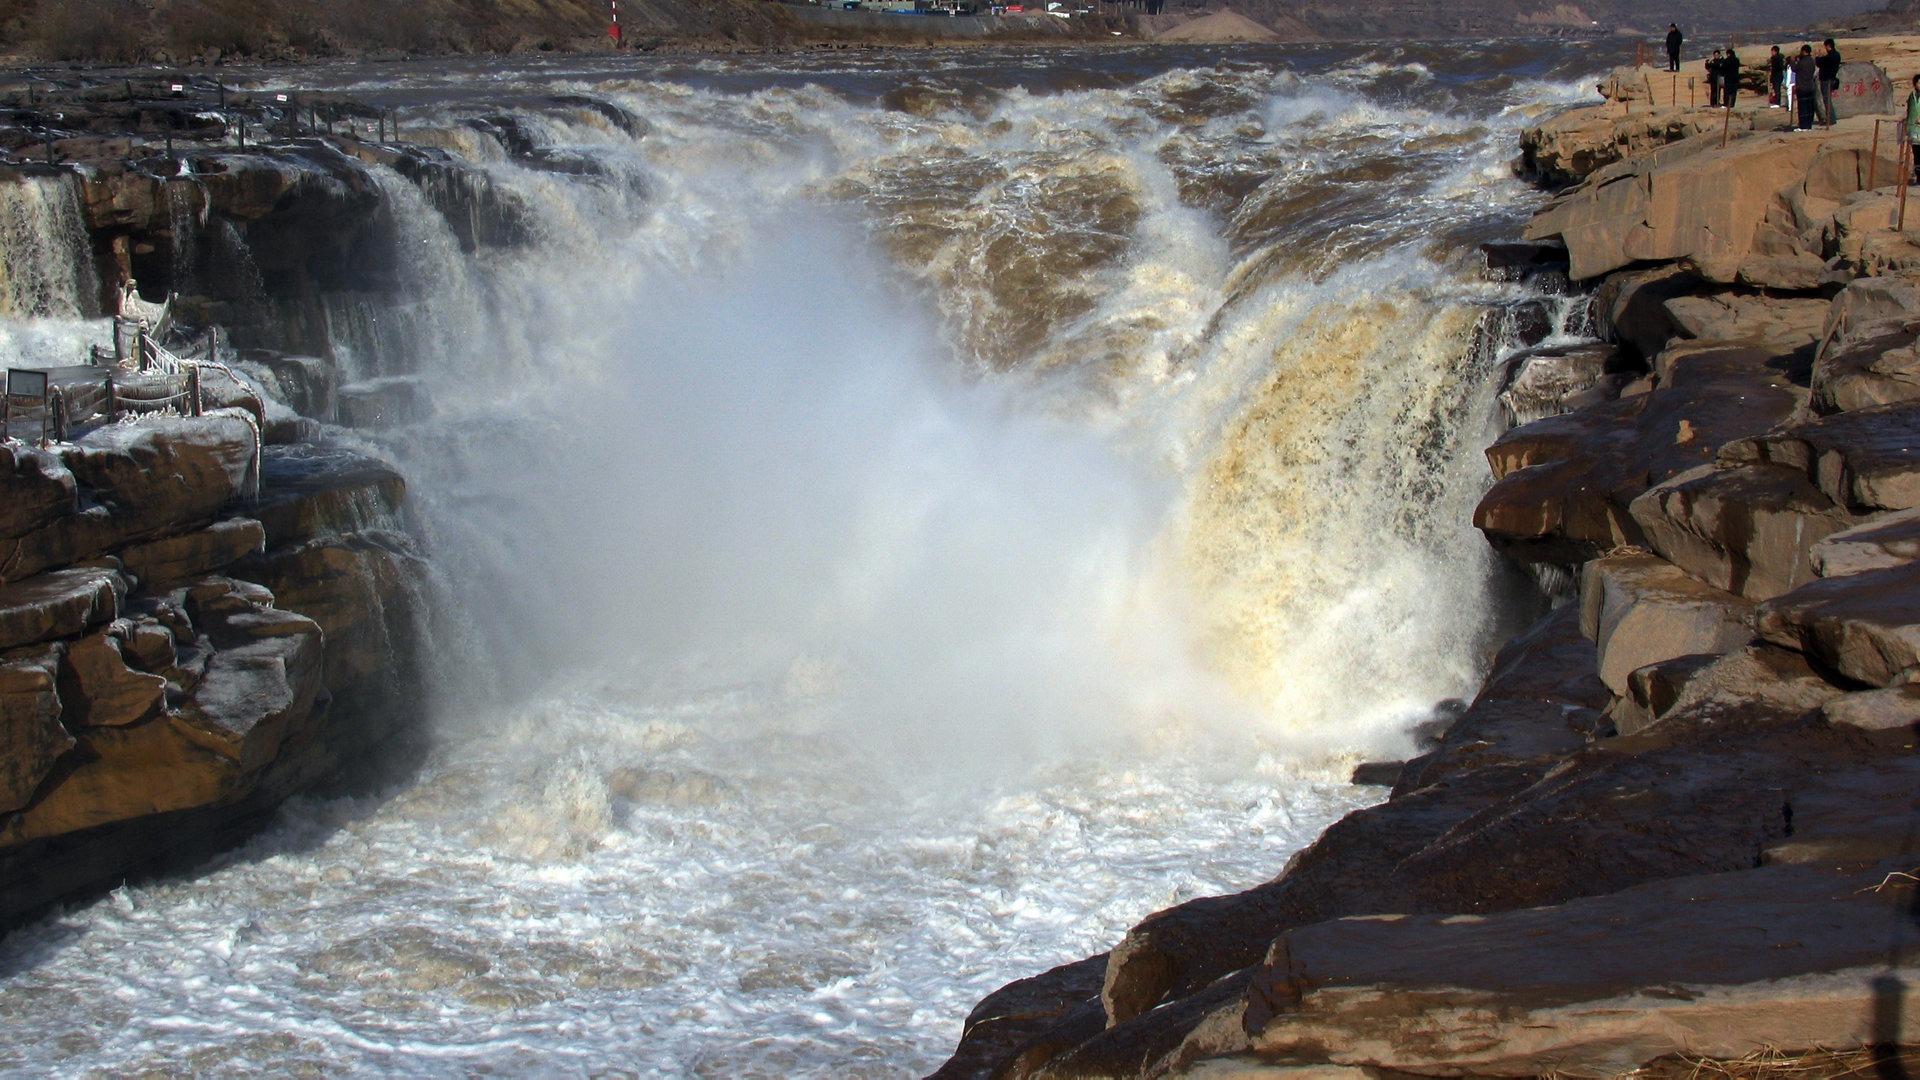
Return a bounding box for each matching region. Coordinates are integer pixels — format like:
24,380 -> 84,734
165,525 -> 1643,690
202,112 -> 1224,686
136,323 -> 149,372
1671,71 -> 1677,106
187,366 -> 203,417
1872,119 -> 1883,190
3,394 -> 10,440
49,389 -> 65,443
1690,77 -> 1696,108
218,82 -> 226,108
1901,132 -> 1912,233
238,117 -> 246,148
45,140 -> 54,166
1722,104 -> 1732,148
104,374 -> 116,423
125,78 -> 134,102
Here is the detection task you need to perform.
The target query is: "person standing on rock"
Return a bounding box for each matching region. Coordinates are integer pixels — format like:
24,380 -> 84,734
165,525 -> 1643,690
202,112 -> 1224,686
1793,44 -> 1821,130
1721,45 -> 1741,109
1708,49 -> 1724,107
1666,23 -> 1683,72
1817,38 -> 1843,125
1769,46 -> 1786,107
1906,74 -> 1920,183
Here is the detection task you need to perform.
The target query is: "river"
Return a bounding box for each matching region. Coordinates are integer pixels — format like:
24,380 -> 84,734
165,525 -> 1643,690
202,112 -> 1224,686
0,41 -> 1597,1076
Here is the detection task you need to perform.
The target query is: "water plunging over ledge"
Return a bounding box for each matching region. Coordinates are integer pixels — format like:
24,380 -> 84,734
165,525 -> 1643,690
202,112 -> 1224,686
0,43 -> 1599,1075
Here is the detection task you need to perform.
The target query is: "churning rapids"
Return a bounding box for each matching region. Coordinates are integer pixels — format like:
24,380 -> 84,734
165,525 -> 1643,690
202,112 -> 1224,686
0,42 -> 1600,1076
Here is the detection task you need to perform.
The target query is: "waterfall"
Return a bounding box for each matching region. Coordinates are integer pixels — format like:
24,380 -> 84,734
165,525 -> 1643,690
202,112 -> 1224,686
0,45 -> 1602,1077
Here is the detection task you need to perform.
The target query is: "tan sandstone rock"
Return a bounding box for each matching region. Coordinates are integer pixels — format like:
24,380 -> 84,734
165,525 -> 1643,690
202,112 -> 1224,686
0,646 -> 72,815
1237,862 -> 1920,1078
1580,550 -> 1757,695
1755,559 -> 1920,686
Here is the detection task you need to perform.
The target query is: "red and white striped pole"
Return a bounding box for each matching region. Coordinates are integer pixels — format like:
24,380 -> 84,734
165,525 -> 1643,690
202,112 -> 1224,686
608,0 -> 622,42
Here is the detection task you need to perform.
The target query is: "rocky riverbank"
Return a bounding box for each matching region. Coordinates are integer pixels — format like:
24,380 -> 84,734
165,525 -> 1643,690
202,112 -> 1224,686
934,39 -> 1920,1080
0,81 -> 530,925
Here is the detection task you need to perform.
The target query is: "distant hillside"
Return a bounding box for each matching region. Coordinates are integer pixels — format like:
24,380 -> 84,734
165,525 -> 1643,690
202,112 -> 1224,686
0,0 -> 1902,60
0,0 -> 811,62
1218,0 -> 1894,40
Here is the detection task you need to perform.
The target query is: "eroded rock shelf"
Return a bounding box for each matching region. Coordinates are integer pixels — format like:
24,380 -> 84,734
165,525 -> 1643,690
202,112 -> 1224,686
938,42 -> 1920,1080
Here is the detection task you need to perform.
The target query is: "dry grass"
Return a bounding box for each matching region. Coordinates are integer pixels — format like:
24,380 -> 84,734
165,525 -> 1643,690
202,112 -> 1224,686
1626,1045 -> 1920,1080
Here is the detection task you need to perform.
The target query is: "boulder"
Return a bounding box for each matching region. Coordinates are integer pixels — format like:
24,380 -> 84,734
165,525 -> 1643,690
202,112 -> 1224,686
1394,605 -> 1611,794
1634,644 -> 1843,731
1238,862 -> 1920,1078
237,350 -> 336,421
116,517 -> 266,591
1725,400 -> 1920,512
0,415 -> 258,585
254,444 -> 406,547
1517,104 -> 1751,188
0,567 -> 125,652
0,715 -> 240,846
1524,130 -> 1832,282
1818,274 -> 1920,358
1811,328 -> 1920,413
1580,550 -> 1756,695
1662,292 -> 1831,352
1612,652 -> 1718,736
0,444 -> 75,541
1821,684 -> 1920,740
1477,346 -> 1802,565
1593,263 -> 1698,358
1495,343 -> 1627,429
1628,461 -> 1858,601
56,631 -> 167,729
0,646 -> 72,814
336,376 -> 434,430
235,533 -> 426,697
1755,559 -> 1920,686
1811,507 -> 1920,576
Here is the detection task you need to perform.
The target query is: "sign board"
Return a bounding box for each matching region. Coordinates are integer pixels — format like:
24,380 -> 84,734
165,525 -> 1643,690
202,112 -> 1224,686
6,369 -> 48,400
1834,61 -> 1894,121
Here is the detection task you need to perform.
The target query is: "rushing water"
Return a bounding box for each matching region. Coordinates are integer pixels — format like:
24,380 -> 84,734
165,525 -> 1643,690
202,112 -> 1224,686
0,43 -> 1596,1076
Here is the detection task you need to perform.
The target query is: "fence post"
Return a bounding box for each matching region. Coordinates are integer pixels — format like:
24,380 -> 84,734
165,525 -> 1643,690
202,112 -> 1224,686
125,79 -> 134,102
1722,104 -> 1732,148
1872,119 -> 1883,190
2,394 -> 9,440
49,389 -> 65,443
188,366 -> 203,417
136,322 -> 149,372
104,374 -> 116,423
1901,130 -> 1912,233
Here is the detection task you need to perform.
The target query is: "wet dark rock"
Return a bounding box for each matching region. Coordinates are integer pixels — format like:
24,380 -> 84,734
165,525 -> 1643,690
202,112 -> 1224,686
253,444 -> 406,548
1476,344 -> 1803,567
1629,460 -> 1859,602
1348,761 -> 1403,787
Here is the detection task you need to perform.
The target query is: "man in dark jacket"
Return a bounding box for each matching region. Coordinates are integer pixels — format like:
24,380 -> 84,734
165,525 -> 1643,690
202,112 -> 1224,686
1666,24 -> 1684,72
1721,45 -> 1741,109
1708,49 -> 1724,107
1816,38 -> 1843,125
1769,46 -> 1786,107
1793,44 -> 1821,130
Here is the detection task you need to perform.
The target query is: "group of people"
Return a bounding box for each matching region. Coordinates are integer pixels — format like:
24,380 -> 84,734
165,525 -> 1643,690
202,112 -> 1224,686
1767,39 -> 1845,130
1664,24 -> 1843,132
1667,24 -> 1920,185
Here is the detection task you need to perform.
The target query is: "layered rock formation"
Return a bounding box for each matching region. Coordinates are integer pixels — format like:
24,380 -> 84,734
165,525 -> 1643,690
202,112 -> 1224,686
938,35 -> 1920,1080
0,85 -> 482,926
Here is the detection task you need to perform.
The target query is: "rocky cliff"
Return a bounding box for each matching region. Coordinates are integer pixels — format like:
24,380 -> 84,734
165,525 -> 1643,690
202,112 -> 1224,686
936,37 -> 1920,1080
0,86 -> 505,925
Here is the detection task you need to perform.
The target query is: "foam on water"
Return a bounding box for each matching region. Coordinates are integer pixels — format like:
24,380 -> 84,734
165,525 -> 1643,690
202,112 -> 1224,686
0,46 -> 1597,1075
